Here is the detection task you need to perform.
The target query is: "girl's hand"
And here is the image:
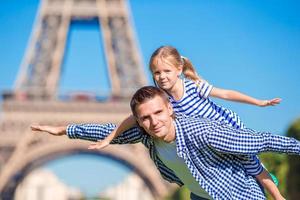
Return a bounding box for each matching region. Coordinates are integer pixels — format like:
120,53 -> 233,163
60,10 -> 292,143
88,138 -> 111,150
260,98 -> 282,107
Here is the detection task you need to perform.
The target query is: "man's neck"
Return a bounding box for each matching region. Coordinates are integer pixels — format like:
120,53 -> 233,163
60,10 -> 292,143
163,119 -> 176,143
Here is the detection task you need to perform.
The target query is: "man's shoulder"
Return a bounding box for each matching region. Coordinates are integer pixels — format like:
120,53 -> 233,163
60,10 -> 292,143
175,114 -> 213,126
174,115 -> 215,147
176,113 -> 205,121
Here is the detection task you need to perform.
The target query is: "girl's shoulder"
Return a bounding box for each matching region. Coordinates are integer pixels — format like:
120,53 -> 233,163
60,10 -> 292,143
184,78 -> 213,99
184,78 -> 211,91
183,78 -> 199,95
184,78 -> 197,88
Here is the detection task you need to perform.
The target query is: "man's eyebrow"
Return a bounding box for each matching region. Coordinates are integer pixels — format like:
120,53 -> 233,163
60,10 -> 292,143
154,109 -> 163,113
139,112 -> 150,119
139,108 -> 163,118
139,114 -> 148,119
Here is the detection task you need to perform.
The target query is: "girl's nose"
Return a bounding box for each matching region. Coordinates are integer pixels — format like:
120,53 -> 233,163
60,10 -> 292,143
159,72 -> 166,79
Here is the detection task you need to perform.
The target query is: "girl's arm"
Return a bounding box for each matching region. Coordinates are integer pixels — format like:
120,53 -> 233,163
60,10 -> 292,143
256,170 -> 285,200
209,87 -> 281,107
88,114 -> 137,149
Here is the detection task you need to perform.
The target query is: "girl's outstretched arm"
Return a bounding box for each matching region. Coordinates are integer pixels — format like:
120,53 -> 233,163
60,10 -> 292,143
88,114 -> 137,149
209,87 -> 281,107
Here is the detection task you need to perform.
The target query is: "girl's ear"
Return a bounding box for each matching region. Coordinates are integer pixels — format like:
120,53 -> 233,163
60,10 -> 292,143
177,66 -> 183,77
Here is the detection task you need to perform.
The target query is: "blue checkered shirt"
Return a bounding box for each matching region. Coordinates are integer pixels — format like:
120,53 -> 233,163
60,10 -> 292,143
67,116 -> 300,200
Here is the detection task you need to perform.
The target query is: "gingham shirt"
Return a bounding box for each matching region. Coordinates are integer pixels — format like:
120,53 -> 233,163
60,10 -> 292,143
67,116 -> 300,200
169,78 -> 261,176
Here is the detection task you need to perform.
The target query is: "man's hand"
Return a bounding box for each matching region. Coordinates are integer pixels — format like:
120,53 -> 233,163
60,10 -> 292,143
31,125 -> 67,136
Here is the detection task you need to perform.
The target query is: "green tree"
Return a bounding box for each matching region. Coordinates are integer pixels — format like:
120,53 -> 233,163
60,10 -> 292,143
286,118 -> 300,200
164,186 -> 190,200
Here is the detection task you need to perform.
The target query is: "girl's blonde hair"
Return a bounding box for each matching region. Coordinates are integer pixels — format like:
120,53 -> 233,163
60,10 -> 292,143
149,46 -> 201,82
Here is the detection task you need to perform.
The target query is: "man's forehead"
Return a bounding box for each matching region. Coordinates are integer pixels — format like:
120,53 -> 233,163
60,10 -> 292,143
148,95 -> 167,104
136,96 -> 168,114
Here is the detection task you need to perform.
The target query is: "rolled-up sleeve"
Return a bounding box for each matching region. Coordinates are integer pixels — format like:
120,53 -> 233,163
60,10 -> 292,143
205,124 -> 300,155
66,123 -> 143,144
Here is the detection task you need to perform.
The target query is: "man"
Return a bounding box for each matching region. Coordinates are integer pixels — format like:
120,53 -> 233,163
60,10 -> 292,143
32,86 -> 300,200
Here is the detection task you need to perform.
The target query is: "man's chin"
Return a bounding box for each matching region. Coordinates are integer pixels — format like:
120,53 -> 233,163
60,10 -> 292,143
151,131 -> 165,140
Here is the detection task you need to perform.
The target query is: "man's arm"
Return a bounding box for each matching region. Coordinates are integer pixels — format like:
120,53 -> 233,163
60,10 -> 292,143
88,115 -> 137,149
31,125 -> 67,136
205,124 -> 300,155
32,123 -> 144,144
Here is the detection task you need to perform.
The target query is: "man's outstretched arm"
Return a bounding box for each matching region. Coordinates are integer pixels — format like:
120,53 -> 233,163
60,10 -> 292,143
32,123 -> 144,144
205,124 -> 300,155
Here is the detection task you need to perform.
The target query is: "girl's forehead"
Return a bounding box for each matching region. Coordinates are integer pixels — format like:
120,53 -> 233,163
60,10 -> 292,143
154,57 -> 177,69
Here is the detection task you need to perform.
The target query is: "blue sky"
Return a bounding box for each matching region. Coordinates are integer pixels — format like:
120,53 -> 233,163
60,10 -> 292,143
1,0 -> 300,197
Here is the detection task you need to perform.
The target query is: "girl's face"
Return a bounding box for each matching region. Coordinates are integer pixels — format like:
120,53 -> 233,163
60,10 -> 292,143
151,58 -> 182,91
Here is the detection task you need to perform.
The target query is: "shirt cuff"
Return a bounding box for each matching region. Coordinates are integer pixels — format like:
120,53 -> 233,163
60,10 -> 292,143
66,124 -> 77,139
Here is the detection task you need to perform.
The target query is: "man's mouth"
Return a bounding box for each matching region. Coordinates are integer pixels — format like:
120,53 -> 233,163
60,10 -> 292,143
153,126 -> 163,133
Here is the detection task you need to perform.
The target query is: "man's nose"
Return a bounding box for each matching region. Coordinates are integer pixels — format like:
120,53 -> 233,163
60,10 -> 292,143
150,116 -> 159,126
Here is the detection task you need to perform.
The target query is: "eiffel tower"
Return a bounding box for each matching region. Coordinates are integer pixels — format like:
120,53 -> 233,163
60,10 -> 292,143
0,0 -> 173,199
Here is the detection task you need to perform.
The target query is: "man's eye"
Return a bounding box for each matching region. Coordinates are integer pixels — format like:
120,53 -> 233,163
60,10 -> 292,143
141,117 -> 148,121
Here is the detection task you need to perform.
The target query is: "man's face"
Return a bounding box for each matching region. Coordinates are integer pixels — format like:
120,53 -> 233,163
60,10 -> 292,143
135,95 -> 175,142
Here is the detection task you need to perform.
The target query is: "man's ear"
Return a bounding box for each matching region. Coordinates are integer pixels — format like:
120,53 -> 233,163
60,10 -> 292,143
167,103 -> 173,116
135,116 -> 142,127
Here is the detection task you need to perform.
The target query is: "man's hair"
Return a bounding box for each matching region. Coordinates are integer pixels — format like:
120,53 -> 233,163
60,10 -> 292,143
130,86 -> 170,117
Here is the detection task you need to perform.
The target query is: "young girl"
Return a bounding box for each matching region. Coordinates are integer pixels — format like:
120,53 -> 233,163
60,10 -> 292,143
89,46 -> 283,199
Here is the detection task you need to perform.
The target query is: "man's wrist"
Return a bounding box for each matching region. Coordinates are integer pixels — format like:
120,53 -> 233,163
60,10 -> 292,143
59,126 -> 67,135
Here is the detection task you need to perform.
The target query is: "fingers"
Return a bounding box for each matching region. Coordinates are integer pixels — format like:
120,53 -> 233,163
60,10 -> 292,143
262,98 -> 282,107
88,143 -> 97,150
30,125 -> 42,131
30,125 -> 54,135
268,98 -> 282,106
88,143 -> 102,150
88,141 -> 109,150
